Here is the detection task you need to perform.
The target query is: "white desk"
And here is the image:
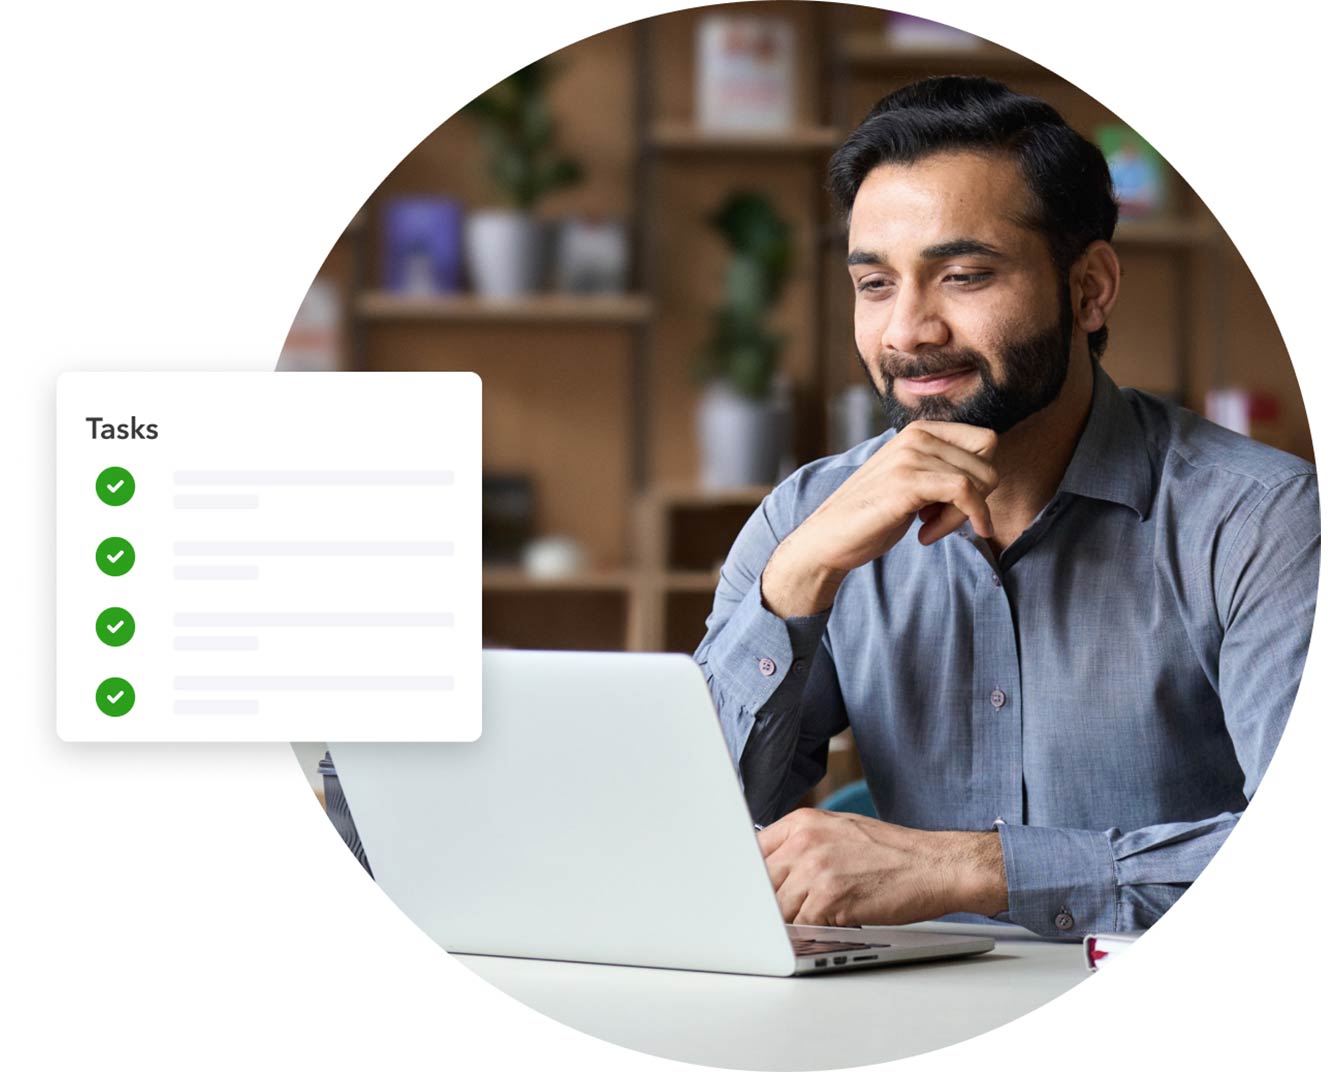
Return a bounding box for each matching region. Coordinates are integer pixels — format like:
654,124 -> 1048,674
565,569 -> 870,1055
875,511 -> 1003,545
455,923 -> 1090,1069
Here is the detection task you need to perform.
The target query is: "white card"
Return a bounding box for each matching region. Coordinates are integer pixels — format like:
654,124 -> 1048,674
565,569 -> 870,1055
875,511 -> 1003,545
56,371 -> 481,742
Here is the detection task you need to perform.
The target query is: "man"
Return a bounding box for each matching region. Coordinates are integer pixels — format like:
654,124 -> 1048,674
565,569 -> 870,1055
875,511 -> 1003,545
693,76 -> 1319,939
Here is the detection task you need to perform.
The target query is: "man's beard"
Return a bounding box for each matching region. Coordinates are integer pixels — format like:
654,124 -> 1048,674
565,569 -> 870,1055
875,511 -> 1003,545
862,285 -> 1074,434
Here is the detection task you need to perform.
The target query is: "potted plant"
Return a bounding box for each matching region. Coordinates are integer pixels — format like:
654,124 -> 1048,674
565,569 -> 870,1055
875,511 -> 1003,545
695,191 -> 793,488
460,58 -> 584,298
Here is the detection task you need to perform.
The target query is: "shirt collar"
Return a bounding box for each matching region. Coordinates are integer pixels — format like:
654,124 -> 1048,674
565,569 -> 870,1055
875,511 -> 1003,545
1055,360 -> 1153,520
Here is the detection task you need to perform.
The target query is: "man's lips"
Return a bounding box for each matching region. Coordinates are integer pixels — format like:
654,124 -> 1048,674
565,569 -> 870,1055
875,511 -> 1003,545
896,366 -> 977,396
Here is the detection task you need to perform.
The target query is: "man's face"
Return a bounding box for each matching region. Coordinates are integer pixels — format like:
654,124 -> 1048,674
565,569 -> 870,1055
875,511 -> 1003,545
847,151 -> 1076,433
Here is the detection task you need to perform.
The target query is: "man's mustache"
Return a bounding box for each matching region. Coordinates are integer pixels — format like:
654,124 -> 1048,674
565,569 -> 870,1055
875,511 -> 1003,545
878,350 -> 989,384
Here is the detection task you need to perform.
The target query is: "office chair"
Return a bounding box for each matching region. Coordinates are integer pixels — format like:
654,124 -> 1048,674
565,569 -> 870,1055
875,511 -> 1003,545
816,779 -> 877,817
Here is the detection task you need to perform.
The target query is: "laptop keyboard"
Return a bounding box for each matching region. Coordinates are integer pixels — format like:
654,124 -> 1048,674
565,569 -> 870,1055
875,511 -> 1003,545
790,938 -> 889,956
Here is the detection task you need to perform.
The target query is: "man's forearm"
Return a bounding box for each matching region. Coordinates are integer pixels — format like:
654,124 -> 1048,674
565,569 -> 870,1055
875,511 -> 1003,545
758,810 -> 1009,926
760,535 -> 849,620
695,567 -> 847,824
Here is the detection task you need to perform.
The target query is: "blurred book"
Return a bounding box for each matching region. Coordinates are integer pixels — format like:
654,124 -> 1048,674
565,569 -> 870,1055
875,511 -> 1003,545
555,216 -> 629,294
1096,124 -> 1168,219
278,277 -> 341,372
696,14 -> 795,132
884,13 -> 982,50
1084,931 -> 1144,970
382,197 -> 464,294
483,474 -> 536,565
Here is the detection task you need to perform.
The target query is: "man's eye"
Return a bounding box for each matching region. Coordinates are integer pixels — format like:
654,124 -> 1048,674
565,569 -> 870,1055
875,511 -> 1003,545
945,273 -> 991,285
856,279 -> 889,293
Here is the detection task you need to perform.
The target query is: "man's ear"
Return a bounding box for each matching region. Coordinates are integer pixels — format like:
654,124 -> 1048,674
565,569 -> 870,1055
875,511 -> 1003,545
1071,240 -> 1121,333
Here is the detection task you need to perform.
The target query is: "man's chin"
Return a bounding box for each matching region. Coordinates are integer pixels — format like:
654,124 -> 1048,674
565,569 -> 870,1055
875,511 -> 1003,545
884,389 -> 987,428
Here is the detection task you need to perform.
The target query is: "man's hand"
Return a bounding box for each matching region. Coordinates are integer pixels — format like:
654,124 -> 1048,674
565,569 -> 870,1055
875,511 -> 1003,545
761,421 -> 998,618
757,808 -> 1008,927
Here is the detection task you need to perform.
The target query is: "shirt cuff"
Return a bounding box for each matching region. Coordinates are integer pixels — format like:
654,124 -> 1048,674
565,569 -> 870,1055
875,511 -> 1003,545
708,572 -> 831,716
997,823 -> 1119,939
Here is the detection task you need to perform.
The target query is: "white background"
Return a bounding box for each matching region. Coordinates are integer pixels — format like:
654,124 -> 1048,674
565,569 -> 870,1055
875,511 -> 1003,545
1,1 -> 1334,1069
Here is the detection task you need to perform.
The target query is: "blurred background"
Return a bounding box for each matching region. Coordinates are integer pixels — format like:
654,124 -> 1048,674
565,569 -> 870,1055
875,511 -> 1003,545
282,2 -> 1313,803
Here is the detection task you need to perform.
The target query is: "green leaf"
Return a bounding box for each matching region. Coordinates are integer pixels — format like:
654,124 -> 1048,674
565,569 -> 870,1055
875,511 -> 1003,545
699,190 -> 793,397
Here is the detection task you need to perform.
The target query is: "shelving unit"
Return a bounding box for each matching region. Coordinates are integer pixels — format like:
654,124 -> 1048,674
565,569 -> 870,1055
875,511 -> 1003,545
839,35 -> 1046,75
356,292 -> 654,324
648,122 -> 842,153
633,484 -> 769,652
482,568 -> 637,592
293,3 -> 1303,656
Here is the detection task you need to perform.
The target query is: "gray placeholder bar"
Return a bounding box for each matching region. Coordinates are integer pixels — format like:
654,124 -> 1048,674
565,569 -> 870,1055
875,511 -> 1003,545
173,611 -> 454,628
174,636 -> 260,651
174,494 -> 260,509
175,675 -> 454,691
175,565 -> 260,580
173,541 -> 452,556
174,699 -> 261,715
174,470 -> 453,486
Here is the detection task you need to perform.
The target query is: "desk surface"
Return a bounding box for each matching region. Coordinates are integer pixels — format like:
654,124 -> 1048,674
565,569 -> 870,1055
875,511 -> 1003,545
455,922 -> 1090,1070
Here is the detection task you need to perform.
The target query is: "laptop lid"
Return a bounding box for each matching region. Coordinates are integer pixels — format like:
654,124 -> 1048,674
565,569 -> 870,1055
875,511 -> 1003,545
330,650 -> 798,976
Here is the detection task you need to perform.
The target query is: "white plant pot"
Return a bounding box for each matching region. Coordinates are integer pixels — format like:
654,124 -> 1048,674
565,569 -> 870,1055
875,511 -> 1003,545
696,382 -> 784,489
465,209 -> 544,298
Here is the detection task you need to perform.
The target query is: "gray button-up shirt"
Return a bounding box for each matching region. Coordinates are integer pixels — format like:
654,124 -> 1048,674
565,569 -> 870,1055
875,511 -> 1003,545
694,362 -> 1319,938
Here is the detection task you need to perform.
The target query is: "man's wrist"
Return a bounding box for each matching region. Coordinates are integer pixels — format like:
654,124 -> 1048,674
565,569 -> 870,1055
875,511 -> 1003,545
761,536 -> 847,619
950,831 -> 1008,917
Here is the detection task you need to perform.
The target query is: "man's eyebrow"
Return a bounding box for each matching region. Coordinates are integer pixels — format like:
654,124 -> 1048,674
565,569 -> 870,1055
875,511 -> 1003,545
921,238 -> 1006,261
846,239 -> 1006,267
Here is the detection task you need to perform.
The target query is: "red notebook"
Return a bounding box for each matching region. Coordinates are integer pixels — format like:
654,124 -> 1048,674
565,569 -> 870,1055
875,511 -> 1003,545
1084,931 -> 1145,970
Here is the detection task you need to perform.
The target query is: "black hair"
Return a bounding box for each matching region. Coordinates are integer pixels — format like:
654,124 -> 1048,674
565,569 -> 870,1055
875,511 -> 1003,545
827,75 -> 1118,361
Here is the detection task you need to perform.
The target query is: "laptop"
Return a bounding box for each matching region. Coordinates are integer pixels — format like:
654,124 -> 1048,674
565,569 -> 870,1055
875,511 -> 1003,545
329,650 -> 993,976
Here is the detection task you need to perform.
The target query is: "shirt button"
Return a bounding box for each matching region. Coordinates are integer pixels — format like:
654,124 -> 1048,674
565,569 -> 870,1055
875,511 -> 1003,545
1054,910 -> 1075,932
990,574 -> 1001,587
989,688 -> 1006,709
993,816 -> 1006,826
758,657 -> 776,677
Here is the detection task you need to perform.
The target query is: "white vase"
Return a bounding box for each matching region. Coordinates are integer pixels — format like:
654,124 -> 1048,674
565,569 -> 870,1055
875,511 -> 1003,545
696,382 -> 784,489
465,209 -> 544,298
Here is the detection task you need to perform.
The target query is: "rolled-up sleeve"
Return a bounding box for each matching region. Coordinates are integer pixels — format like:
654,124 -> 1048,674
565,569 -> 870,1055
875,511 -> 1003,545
998,472 -> 1319,938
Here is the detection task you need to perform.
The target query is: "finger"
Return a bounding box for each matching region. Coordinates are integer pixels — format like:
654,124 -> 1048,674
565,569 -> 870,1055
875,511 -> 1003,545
760,841 -> 795,892
903,420 -> 998,459
913,470 -> 993,541
756,815 -> 794,858
918,504 -> 968,545
774,871 -> 811,923
903,433 -> 999,496
791,887 -> 834,927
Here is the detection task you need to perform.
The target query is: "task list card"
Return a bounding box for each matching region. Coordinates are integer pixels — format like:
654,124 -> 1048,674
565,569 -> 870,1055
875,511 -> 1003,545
56,372 -> 481,742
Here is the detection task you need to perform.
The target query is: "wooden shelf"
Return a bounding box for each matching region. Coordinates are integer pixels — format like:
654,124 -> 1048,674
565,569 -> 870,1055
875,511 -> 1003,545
840,35 -> 1047,76
1113,218 -> 1219,249
646,484 -> 772,508
649,122 -> 841,153
356,292 -> 653,324
654,570 -> 722,593
483,568 -> 636,593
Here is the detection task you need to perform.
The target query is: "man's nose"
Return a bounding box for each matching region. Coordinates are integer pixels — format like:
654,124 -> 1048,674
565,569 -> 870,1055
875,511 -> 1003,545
879,284 -> 950,355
